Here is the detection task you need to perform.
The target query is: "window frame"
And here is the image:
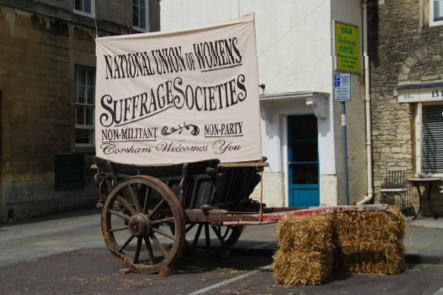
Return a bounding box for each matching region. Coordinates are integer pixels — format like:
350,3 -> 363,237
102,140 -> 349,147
132,0 -> 150,32
415,101 -> 443,177
430,0 -> 443,26
73,0 -> 96,18
75,65 -> 96,148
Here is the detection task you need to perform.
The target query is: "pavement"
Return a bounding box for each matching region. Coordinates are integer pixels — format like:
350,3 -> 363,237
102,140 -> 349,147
1,208 -> 443,268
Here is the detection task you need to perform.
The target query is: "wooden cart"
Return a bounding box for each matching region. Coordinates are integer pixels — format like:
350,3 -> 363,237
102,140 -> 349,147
94,157 -> 387,274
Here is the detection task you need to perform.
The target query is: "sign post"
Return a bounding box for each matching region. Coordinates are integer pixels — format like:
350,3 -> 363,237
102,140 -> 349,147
334,73 -> 350,205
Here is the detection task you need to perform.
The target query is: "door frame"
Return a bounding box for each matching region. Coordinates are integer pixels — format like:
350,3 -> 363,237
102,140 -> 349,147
287,114 -> 320,207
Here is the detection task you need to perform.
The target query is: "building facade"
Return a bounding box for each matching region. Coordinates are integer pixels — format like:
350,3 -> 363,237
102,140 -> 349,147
160,0 -> 370,208
8,0 -> 438,223
368,0 -> 443,215
0,0 -> 160,223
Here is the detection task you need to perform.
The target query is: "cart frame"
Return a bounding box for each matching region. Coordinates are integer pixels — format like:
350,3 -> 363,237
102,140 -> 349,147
94,157 -> 387,274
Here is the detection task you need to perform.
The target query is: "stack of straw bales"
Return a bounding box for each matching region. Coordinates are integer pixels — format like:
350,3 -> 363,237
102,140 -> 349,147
332,207 -> 407,274
273,215 -> 334,286
273,207 -> 406,286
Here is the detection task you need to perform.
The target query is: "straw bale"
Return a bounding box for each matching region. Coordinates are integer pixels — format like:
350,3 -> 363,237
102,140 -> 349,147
332,207 -> 406,243
273,207 -> 406,286
273,249 -> 334,286
277,214 -> 334,252
334,240 -> 406,275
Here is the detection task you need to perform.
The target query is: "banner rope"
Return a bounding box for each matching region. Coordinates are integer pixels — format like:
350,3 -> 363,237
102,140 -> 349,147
257,160 -> 264,222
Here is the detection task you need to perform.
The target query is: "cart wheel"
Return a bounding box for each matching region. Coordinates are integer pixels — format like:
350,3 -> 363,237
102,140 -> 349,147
183,224 -> 244,257
102,175 -> 185,274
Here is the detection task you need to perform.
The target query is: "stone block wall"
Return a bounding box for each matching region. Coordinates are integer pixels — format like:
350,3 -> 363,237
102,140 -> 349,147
0,0 -> 160,223
368,0 -> 443,216
0,5 -> 98,223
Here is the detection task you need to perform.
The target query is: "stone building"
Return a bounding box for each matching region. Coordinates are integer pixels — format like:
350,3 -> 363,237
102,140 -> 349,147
0,0 -> 160,223
368,0 -> 443,216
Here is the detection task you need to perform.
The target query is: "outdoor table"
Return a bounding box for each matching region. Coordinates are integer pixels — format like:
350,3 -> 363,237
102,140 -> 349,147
408,177 -> 442,220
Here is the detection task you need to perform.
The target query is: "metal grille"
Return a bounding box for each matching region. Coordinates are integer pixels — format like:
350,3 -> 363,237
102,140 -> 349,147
422,105 -> 443,173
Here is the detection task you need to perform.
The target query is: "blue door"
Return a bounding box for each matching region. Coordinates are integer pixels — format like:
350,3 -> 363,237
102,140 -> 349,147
288,115 -> 320,207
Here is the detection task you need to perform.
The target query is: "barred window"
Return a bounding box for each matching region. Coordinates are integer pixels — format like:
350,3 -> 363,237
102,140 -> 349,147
422,104 -> 443,173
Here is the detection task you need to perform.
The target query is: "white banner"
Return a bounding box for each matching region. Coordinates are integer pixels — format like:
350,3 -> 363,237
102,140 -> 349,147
95,14 -> 262,165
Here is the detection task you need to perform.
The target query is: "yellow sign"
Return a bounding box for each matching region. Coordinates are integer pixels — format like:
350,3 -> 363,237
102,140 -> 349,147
334,21 -> 360,73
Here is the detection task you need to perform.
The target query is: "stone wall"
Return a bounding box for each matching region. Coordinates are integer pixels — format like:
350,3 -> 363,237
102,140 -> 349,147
0,5 -> 98,223
368,0 -> 443,216
0,0 -> 160,224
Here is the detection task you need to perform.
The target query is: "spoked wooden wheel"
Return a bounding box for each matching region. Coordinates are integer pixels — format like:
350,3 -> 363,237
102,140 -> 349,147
102,175 -> 185,273
183,223 -> 244,257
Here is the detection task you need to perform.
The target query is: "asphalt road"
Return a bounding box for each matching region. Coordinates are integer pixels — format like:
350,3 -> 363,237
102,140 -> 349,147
1,209 -> 443,295
1,248 -> 443,295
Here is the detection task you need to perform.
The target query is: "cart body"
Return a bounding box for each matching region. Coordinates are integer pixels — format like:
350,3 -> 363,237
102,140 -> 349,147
94,157 -> 387,274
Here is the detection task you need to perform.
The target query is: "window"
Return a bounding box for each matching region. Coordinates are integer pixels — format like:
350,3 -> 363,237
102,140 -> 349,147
422,104 -> 443,173
430,0 -> 443,26
73,0 -> 95,17
415,102 -> 443,176
75,66 -> 95,147
133,0 -> 149,31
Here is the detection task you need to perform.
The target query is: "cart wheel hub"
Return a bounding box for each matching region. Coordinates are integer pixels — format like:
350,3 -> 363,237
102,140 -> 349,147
128,214 -> 151,237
